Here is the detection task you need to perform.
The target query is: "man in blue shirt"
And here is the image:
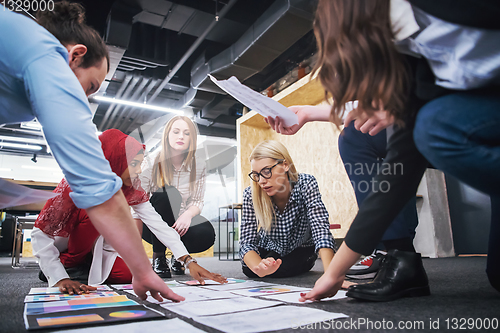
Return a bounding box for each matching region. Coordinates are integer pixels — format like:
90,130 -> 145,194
0,7 -> 183,302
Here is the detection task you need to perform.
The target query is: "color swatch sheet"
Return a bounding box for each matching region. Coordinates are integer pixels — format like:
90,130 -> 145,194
194,305 -> 348,333
125,287 -> 240,304
161,297 -> 283,318
24,295 -> 137,315
29,285 -> 112,294
25,291 -> 119,303
111,280 -> 184,290
200,280 -> 276,291
260,290 -> 348,303
57,317 -> 205,333
229,284 -> 309,297
24,305 -> 164,330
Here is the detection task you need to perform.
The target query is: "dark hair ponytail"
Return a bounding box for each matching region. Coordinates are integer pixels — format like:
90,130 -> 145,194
36,1 -> 109,71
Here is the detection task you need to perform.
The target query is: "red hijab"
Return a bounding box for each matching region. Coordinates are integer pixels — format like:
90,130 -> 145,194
35,129 -> 149,237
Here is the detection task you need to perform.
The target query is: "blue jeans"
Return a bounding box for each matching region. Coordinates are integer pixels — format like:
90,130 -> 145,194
414,91 -> 500,291
339,123 -> 419,243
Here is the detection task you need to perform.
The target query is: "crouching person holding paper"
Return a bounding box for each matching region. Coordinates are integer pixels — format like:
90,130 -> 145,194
240,140 -> 336,278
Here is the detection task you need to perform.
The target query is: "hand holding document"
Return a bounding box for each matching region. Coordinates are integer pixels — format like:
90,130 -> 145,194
0,178 -> 57,209
209,75 -> 299,127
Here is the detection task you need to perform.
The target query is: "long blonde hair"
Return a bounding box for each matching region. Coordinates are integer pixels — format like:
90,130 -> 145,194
249,141 -> 298,232
152,116 -> 199,194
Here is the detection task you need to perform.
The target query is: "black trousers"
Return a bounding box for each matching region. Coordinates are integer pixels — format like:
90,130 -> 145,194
242,246 -> 317,278
142,186 -> 215,254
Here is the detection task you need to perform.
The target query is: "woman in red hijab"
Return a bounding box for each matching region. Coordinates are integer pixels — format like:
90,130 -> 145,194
32,129 -> 225,294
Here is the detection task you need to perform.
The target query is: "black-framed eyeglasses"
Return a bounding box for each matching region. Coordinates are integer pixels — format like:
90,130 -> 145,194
248,160 -> 284,182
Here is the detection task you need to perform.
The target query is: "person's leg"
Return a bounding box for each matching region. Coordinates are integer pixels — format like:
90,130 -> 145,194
105,257 -> 133,284
414,92 -> 500,196
180,215 -> 216,254
145,186 -> 183,254
339,123 -> 418,250
414,91 -> 500,292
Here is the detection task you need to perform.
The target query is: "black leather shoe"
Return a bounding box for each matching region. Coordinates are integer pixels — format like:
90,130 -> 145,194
346,249 -> 430,302
153,256 -> 172,278
171,257 -> 185,275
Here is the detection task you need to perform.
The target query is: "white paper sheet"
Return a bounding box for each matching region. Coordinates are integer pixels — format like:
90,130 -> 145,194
57,317 -> 205,333
200,280 -> 276,291
194,305 -> 349,333
259,290 -> 348,304
209,75 -> 299,127
161,297 -> 283,318
0,178 -> 58,209
125,287 -> 240,304
229,284 -> 309,297
111,280 -> 184,290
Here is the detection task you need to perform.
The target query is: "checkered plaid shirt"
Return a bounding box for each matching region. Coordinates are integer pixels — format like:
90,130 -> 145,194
239,173 -> 336,259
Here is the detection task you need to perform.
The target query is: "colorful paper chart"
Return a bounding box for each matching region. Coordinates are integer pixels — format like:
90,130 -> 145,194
229,285 -> 309,297
25,291 -> 119,303
24,305 -> 164,330
24,295 -> 138,315
29,285 -> 112,295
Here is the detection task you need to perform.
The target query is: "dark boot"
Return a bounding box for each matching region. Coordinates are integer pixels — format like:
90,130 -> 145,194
171,257 -> 185,275
346,249 -> 430,302
153,253 -> 171,279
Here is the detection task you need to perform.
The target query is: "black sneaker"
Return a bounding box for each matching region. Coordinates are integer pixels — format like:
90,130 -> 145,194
153,256 -> 172,279
346,250 -> 386,279
171,257 -> 185,275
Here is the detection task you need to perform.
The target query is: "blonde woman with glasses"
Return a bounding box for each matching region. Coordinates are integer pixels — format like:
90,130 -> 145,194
240,140 -> 336,278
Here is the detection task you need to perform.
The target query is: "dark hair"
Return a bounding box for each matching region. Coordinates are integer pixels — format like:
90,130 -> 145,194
312,0 -> 409,126
36,1 -> 110,72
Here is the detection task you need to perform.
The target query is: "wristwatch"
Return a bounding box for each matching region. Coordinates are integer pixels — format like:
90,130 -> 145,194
183,255 -> 197,269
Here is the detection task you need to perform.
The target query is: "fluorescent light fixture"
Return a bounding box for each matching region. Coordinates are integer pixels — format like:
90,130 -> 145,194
0,135 -> 46,145
0,142 -> 42,151
21,165 -> 61,172
0,168 -> 12,172
92,96 -> 184,115
20,120 -> 42,130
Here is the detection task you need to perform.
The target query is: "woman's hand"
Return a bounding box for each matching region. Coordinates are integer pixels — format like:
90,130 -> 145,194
188,262 -> 228,285
265,105 -> 309,135
298,273 -> 345,302
344,107 -> 394,136
55,279 -> 97,295
172,212 -> 192,237
253,257 -> 282,277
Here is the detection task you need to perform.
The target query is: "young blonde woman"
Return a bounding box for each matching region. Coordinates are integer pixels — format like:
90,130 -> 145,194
141,116 -> 215,278
240,140 -> 336,278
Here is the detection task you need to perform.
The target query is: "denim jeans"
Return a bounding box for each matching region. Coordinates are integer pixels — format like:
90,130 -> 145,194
414,91 -> 500,291
339,123 -> 419,242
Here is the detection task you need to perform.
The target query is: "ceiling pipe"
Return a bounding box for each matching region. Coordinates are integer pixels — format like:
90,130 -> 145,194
99,75 -> 133,130
147,0 -> 239,104
110,77 -> 150,129
104,77 -> 142,130
123,79 -> 160,134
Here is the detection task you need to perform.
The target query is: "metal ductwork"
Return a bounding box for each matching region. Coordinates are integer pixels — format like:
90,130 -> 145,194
188,0 -> 315,115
